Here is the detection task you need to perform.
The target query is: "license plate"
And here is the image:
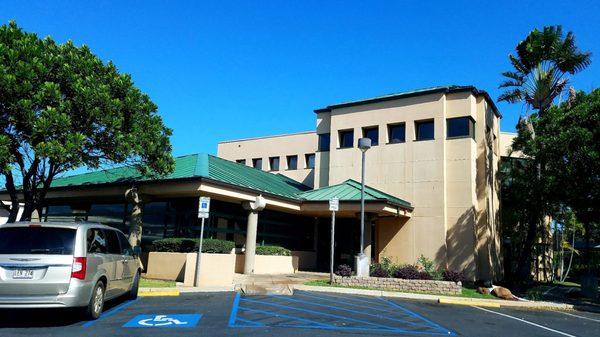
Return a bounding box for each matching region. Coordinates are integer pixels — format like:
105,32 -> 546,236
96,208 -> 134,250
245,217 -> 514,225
13,269 -> 34,279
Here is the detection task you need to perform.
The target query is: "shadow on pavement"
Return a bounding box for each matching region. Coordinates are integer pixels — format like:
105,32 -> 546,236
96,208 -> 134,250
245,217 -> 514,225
0,295 -> 129,328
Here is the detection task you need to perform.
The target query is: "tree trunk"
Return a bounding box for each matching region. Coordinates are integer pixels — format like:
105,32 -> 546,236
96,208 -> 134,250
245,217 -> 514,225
3,172 -> 21,223
516,217 -> 538,283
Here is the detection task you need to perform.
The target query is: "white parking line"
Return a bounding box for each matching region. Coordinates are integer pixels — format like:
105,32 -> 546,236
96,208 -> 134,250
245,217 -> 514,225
558,311 -> 600,323
473,306 -> 577,337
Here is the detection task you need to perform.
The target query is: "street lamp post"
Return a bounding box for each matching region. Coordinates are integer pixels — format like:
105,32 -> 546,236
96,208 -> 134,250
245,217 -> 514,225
356,137 -> 371,277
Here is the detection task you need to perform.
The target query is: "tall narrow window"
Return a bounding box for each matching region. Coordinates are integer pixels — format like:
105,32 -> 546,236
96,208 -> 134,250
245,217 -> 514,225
286,155 -> 298,170
362,126 -> 379,146
252,158 -> 262,169
269,157 -> 280,171
415,120 -> 434,141
338,129 -> 354,148
236,159 -> 246,165
447,117 -> 474,139
318,133 -> 330,152
388,123 -> 405,143
305,153 -> 315,169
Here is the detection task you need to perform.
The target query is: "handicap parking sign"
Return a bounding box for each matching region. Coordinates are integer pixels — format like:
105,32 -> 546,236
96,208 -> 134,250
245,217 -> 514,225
124,314 -> 202,328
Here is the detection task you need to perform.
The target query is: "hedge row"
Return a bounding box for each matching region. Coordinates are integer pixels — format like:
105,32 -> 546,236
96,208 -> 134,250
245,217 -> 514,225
256,245 -> 291,256
152,238 -> 234,254
151,238 -> 291,256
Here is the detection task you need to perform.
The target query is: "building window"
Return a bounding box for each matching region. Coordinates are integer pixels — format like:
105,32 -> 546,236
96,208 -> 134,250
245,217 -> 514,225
338,129 -> 354,148
305,153 -> 315,169
362,126 -> 379,146
252,158 -> 262,169
318,133 -> 330,152
447,117 -> 474,139
286,155 -> 298,170
388,123 -> 405,143
415,120 -> 434,141
236,159 -> 246,165
269,157 -> 280,171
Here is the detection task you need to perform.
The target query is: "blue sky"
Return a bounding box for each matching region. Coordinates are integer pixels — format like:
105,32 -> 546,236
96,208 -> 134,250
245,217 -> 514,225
1,0 -> 599,159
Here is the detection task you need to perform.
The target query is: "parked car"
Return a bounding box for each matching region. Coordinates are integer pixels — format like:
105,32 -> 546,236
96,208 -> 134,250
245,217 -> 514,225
0,222 -> 142,319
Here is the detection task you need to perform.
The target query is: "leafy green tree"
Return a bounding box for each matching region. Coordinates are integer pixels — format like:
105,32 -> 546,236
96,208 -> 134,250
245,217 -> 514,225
0,21 -> 174,222
498,25 -> 591,282
536,90 -> 600,272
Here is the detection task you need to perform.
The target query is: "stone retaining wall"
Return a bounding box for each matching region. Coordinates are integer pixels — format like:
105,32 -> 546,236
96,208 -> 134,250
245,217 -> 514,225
333,276 -> 462,295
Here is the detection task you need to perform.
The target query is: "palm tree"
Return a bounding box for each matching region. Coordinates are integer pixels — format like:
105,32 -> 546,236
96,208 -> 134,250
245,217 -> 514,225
499,25 -> 591,114
498,26 -> 591,284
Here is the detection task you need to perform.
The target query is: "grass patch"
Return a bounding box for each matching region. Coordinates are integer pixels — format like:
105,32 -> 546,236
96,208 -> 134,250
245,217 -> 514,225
303,279 -> 496,300
140,278 -> 176,288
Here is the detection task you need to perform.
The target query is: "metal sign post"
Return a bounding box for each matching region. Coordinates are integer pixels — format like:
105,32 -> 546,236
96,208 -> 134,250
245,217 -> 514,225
329,197 -> 339,284
195,197 -> 210,287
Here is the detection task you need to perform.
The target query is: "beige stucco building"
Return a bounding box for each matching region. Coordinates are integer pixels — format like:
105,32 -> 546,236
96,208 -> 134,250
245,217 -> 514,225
220,85 -> 515,281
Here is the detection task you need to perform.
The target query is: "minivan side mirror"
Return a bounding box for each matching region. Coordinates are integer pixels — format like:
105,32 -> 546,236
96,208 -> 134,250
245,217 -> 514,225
133,246 -> 142,257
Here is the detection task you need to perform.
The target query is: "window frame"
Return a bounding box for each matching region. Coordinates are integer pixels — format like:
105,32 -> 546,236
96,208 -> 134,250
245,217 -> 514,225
268,156 -> 280,171
252,158 -> 263,170
446,116 -> 475,140
286,155 -> 298,170
318,133 -> 330,152
387,123 -> 406,144
338,129 -> 354,149
415,119 -> 435,141
362,126 -> 379,146
305,153 -> 315,169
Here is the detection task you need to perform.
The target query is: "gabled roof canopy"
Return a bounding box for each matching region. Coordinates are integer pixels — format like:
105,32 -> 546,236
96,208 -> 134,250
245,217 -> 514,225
39,154 -> 412,212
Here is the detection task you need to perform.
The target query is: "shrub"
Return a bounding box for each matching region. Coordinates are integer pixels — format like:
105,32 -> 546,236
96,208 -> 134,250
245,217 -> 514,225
152,238 -> 234,254
416,255 -> 443,280
370,264 -> 390,278
393,265 -> 421,279
152,238 -> 197,252
442,270 -> 466,283
418,271 -> 433,280
370,256 -> 394,278
255,245 -> 291,256
335,264 -> 353,277
201,239 -> 235,254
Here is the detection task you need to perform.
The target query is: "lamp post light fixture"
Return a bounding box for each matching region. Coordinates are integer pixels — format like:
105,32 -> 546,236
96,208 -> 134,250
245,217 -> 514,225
356,137 -> 371,277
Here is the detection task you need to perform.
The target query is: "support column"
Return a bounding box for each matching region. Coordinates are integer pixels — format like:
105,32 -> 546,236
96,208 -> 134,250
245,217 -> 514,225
244,210 -> 259,274
242,195 -> 266,274
357,213 -> 377,261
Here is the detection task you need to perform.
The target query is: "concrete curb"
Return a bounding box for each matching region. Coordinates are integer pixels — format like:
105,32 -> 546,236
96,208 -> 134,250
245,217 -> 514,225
294,284 -> 574,310
138,289 -> 180,297
139,286 -> 234,293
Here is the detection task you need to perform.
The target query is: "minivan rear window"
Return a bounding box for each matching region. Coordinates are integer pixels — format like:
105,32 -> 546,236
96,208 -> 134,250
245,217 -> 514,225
0,227 -> 76,255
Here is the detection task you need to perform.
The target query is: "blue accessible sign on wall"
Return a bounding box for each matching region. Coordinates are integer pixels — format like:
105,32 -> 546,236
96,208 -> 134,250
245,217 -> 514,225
124,314 -> 202,328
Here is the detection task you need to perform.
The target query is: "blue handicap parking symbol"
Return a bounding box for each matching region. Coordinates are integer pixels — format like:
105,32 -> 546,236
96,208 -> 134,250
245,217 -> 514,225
124,314 -> 202,328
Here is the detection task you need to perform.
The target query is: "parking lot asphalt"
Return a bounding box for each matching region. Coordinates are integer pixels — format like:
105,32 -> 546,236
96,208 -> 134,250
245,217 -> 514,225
0,290 -> 599,337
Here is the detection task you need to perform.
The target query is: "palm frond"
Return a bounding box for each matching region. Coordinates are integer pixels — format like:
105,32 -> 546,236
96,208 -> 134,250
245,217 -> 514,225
498,89 -> 523,103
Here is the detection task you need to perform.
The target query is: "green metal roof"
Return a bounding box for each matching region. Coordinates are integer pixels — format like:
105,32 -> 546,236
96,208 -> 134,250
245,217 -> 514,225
48,154 -> 411,208
299,179 -> 412,208
50,153 -> 310,199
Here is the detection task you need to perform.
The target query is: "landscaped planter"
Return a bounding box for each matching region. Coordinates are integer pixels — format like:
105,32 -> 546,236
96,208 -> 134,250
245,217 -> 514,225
333,275 -> 462,295
183,253 -> 236,287
234,254 -> 299,274
144,252 -> 189,281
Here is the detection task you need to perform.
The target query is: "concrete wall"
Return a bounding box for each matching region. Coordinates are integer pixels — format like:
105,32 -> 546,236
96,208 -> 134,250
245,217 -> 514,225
217,131 -> 318,187
235,254 -> 299,274
184,253 -> 236,287
145,252 -> 188,281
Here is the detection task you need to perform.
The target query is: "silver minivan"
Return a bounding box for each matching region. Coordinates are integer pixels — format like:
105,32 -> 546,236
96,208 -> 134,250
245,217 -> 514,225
0,222 -> 142,319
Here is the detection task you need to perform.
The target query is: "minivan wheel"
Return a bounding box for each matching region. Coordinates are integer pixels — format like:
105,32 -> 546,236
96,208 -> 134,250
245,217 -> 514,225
85,281 -> 105,320
129,271 -> 140,300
